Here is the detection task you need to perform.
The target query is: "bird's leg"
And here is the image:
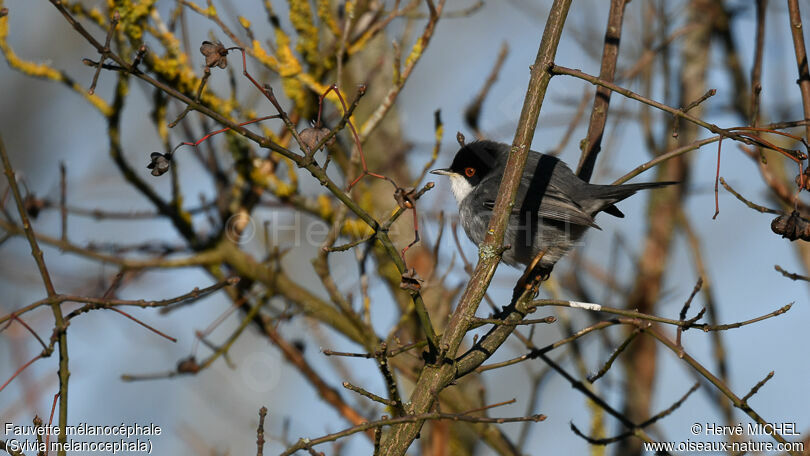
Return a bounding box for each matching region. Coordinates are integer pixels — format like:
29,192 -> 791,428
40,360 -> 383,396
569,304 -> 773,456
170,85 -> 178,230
504,249 -> 551,312
519,249 -> 549,288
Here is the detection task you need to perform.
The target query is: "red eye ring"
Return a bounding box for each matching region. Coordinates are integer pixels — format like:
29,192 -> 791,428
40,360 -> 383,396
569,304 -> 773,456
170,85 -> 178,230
464,167 -> 476,177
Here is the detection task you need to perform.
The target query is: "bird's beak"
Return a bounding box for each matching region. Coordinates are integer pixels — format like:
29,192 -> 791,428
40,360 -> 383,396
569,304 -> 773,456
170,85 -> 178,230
430,168 -> 452,176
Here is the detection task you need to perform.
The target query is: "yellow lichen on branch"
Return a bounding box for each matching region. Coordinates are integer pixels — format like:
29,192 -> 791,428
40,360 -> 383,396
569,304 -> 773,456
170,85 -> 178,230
317,194 -> 334,220
251,39 -> 282,72
403,39 -> 424,70
0,15 -> 112,115
288,0 -> 320,68
66,2 -> 106,27
316,0 -> 341,37
256,170 -> 297,198
116,0 -> 156,40
344,218 -> 375,238
359,0 -> 446,141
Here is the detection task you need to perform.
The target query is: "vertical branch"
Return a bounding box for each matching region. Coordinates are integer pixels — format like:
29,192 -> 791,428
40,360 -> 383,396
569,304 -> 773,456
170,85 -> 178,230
750,0 -> 767,127
712,3 -> 750,119
0,135 -> 69,454
59,162 -> 67,242
788,0 -> 810,141
379,1 -> 573,454
256,406 -> 267,456
619,2 -> 713,455
577,0 -> 628,182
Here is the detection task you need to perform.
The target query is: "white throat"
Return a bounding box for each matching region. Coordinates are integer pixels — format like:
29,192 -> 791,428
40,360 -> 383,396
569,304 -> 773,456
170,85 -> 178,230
448,174 -> 474,206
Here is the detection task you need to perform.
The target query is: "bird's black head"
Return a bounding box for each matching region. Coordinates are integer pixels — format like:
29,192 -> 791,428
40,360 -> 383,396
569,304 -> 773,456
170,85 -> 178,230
430,141 -> 503,203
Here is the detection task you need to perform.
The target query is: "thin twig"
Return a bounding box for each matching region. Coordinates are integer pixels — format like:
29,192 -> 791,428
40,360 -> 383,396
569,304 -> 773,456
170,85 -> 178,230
550,65 -> 805,163
742,371 -> 774,403
587,328 -> 639,383
256,406 -> 267,456
342,381 -> 397,407
374,342 -> 404,415
88,11 -> 119,94
0,277 -> 237,326
775,264 -> 810,282
676,278 -> 703,349
641,325 -> 799,454
532,299 -> 792,332
282,406 -> 544,456
168,68 -> 211,128
471,316 -> 556,327
719,177 -> 782,215
571,382 -> 699,445
59,162 -> 67,242
0,134 -> 70,450
672,89 -> 716,138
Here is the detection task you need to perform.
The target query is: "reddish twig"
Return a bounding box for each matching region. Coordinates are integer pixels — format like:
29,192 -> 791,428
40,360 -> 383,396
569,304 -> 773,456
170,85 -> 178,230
9,314 -> 47,350
107,307 -> 177,342
0,353 -> 42,394
316,84 -> 396,191
170,115 -> 280,158
46,392 -> 59,453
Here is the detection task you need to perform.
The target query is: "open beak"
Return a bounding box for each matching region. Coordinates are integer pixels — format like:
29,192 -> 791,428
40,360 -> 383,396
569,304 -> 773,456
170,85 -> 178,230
429,168 -> 452,176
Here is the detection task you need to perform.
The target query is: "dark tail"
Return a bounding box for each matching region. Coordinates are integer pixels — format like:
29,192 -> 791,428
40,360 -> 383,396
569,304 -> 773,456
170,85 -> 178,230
587,181 -> 678,218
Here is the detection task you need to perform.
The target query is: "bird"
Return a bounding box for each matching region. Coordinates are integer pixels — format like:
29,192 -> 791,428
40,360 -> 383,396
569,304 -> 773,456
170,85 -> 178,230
430,140 -> 675,273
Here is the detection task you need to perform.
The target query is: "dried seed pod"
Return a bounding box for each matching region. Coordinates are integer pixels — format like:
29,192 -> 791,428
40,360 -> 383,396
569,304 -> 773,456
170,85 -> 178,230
771,211 -> 810,241
23,194 -> 44,219
298,127 -> 334,153
200,41 -> 228,69
147,152 -> 171,176
394,187 -> 417,209
176,356 -> 200,374
400,268 -> 423,292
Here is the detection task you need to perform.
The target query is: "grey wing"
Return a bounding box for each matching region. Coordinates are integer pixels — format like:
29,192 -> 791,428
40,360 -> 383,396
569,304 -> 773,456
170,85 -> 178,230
481,171 -> 600,229
531,189 -> 600,228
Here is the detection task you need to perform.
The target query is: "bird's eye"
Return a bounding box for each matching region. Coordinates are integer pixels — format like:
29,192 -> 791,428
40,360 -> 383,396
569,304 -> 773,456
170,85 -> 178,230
464,167 -> 476,177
